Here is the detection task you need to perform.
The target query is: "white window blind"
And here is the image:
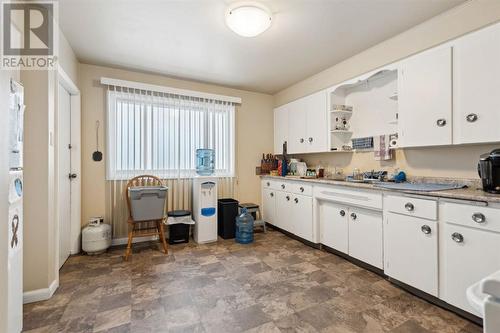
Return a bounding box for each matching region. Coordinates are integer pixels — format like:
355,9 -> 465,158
105,85 -> 236,180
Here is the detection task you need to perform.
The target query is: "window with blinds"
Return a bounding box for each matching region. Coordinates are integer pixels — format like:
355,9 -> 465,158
106,88 -> 235,180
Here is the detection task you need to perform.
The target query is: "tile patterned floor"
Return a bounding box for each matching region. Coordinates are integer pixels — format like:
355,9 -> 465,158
23,229 -> 482,333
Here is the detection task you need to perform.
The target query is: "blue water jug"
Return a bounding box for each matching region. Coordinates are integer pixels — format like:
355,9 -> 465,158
196,149 -> 215,176
235,208 -> 254,244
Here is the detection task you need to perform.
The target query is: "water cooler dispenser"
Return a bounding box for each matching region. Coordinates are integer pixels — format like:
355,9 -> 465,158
192,178 -> 218,243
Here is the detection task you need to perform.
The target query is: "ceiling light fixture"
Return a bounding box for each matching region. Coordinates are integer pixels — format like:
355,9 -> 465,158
225,1 -> 272,37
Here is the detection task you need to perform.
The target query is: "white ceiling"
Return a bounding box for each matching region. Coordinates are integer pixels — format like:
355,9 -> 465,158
59,0 -> 465,94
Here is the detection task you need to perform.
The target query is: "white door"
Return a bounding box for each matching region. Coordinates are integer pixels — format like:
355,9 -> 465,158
398,46 -> 452,147
287,99 -> 307,154
454,23 -> 500,144
291,194 -> 313,242
319,201 -> 348,253
273,105 -> 289,155
443,223 -> 500,314
304,90 -> 328,153
275,191 -> 291,232
385,213 -> 438,296
58,83 -> 72,268
348,207 -> 383,269
262,188 -> 276,226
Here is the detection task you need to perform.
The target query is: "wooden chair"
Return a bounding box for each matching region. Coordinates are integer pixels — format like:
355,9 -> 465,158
124,175 -> 168,260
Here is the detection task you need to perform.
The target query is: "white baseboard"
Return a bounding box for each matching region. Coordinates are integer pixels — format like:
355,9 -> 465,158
111,235 -> 160,246
23,279 -> 59,304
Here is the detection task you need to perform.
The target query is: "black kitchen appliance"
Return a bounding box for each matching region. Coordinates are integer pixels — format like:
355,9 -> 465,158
478,149 -> 500,194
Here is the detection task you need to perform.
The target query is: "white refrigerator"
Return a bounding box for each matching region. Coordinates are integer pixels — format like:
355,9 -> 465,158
7,79 -> 24,333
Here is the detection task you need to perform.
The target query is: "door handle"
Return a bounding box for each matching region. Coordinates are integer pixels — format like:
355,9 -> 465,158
270,192 -> 274,197
350,212 -> 357,220
69,173 -> 77,179
294,198 -> 299,204
451,232 -> 464,243
466,113 -> 478,123
421,225 -> 431,234
286,195 -> 290,201
436,119 -> 446,127
308,137 -> 313,143
300,138 -> 304,143
281,184 -> 286,189
299,187 -> 304,192
339,210 -> 345,217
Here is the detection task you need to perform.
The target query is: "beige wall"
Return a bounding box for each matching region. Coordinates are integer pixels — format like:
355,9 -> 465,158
275,0 -> 500,180
22,29 -> 79,293
78,63 -> 274,229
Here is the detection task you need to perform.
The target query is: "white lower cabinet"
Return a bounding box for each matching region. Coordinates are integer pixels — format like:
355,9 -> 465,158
291,194 -> 313,242
384,212 -> 438,296
262,188 -> 276,226
275,190 -> 292,232
319,201 -> 348,253
348,207 -> 383,269
442,222 -> 500,314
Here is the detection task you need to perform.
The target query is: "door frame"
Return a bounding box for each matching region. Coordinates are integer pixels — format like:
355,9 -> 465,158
56,65 -> 80,271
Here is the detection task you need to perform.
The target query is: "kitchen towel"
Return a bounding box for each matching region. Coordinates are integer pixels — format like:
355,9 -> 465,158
374,134 -> 392,160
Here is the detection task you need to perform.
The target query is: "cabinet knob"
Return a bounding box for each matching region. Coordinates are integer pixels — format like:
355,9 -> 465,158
270,192 -> 274,197
421,225 -> 431,235
436,119 -> 447,127
286,195 -> 290,201
339,210 -> 346,217
294,198 -> 299,204
300,186 -> 304,192
308,137 -> 313,143
266,182 -> 270,186
466,113 -> 478,123
405,202 -> 415,211
350,212 -> 357,220
472,213 -> 486,224
300,138 -> 304,143
281,184 -> 285,189
451,232 -> 464,243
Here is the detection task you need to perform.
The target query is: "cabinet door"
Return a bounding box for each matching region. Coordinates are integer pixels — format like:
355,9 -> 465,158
275,191 -> 292,232
398,46 -> 452,147
348,207 -> 383,269
304,90 -> 328,153
385,213 -> 438,296
454,23 -> 500,144
443,223 -> 500,314
273,105 -> 289,155
262,188 -> 276,226
287,99 -> 307,154
291,194 -> 313,242
319,201 -> 348,253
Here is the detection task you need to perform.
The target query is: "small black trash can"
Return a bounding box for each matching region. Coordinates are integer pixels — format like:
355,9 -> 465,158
167,210 -> 192,244
218,198 -> 239,239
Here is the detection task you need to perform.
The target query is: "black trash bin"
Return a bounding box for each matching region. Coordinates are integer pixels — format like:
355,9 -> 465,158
167,210 -> 192,244
218,198 -> 239,239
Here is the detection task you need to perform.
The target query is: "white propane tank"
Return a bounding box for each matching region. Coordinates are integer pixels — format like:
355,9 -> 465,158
82,217 -> 111,255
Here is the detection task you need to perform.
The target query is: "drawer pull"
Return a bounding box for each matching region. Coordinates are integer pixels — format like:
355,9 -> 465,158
472,213 -> 486,224
286,195 -> 290,201
405,202 -> 415,211
300,186 -> 305,192
421,225 -> 431,235
350,212 -> 357,220
466,113 -> 478,123
281,184 -> 285,189
308,137 -> 313,143
339,210 -> 346,217
294,198 -> 299,204
452,232 -> 464,243
300,138 -> 304,143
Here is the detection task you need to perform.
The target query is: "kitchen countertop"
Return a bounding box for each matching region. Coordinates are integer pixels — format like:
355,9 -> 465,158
261,175 -> 500,204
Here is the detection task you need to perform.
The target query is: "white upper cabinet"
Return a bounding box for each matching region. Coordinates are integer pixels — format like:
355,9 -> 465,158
398,46 -> 452,147
453,23 -> 500,144
275,90 -> 328,155
273,104 -> 289,155
304,90 -> 328,153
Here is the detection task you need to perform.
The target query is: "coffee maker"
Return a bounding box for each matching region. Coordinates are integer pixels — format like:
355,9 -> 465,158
478,149 -> 500,194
